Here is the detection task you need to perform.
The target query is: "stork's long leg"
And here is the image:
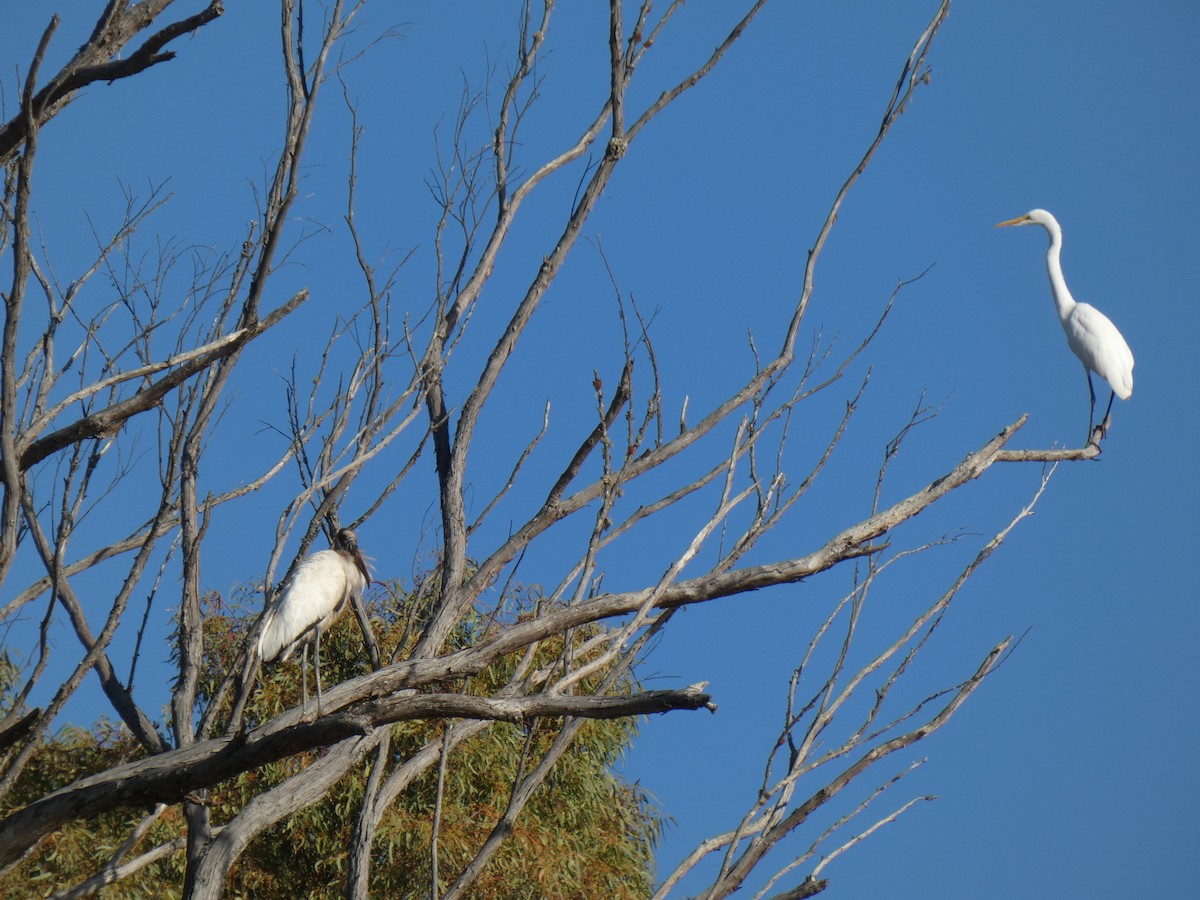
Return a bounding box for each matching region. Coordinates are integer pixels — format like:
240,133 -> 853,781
314,630 -> 324,717
300,646 -> 310,718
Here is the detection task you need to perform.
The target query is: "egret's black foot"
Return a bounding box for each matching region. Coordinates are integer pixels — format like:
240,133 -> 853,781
1086,414 -> 1113,452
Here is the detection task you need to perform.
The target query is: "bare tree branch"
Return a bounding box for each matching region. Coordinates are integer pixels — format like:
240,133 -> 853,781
0,3 -> 226,167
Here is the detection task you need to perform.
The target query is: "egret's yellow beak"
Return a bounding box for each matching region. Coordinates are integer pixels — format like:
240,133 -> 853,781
995,215 -> 1028,228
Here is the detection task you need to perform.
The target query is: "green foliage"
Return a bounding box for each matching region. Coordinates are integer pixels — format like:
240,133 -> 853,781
0,573 -> 661,898
0,720 -> 187,898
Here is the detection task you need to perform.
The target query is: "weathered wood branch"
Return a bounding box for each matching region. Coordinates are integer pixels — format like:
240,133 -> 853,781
364,682 -> 715,724
0,684 -> 713,867
994,444 -> 1100,462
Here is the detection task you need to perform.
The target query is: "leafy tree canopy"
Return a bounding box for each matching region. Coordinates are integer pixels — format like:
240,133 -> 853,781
1,574 -> 661,898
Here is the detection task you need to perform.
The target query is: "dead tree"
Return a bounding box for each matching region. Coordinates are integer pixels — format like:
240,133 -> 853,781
0,2 -> 1103,896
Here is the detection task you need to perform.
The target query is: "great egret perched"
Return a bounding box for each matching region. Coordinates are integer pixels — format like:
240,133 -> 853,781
996,208 -> 1134,444
258,528 -> 369,716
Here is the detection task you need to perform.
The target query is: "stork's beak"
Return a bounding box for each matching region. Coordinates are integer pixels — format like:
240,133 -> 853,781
352,547 -> 370,582
995,215 -> 1029,228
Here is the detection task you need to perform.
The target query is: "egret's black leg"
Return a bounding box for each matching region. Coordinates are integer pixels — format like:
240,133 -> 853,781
1085,369 -> 1097,446
1101,389 -> 1116,436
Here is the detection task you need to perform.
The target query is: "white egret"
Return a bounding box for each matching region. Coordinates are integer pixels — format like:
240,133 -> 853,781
996,208 -> 1134,445
258,527 -> 369,716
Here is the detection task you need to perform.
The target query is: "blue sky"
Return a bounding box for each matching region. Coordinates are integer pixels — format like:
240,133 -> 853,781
3,2 -> 1198,897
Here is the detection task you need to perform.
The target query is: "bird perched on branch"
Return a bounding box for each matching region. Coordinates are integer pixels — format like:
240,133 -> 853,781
258,527 -> 370,716
996,208 -> 1134,446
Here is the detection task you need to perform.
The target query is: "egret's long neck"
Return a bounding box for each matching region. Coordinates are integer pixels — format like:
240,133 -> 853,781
1043,223 -> 1076,324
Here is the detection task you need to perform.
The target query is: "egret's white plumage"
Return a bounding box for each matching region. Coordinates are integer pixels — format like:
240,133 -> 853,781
996,208 -> 1134,443
258,528 -> 369,714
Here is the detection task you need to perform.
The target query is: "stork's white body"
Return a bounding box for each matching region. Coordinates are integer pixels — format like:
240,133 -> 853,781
257,529 -> 369,715
259,548 -> 366,663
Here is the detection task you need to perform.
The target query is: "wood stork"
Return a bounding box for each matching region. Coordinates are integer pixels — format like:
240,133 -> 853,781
258,527 -> 369,716
996,209 -> 1134,445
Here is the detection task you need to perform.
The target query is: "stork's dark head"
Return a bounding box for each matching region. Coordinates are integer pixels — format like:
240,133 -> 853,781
334,528 -> 370,581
